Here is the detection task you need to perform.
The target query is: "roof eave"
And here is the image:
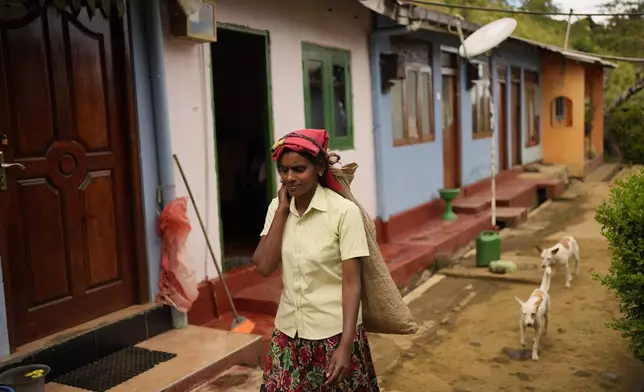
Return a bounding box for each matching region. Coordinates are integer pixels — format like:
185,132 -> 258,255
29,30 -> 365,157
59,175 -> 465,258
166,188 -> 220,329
363,1 -> 618,69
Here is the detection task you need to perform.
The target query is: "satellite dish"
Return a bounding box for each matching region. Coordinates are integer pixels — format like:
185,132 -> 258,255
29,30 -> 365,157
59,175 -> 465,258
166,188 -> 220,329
458,18 -> 517,58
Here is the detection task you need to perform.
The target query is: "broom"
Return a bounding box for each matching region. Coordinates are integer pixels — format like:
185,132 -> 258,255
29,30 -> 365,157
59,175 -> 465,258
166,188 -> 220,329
173,154 -> 256,334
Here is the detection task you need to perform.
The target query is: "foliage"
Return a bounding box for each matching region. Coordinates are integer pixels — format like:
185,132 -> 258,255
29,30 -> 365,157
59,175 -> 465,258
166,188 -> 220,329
593,1 -> 644,161
595,171 -> 644,361
605,107 -> 644,163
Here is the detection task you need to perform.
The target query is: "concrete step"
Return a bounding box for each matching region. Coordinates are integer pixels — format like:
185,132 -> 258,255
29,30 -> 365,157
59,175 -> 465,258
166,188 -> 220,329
393,210 -> 493,256
495,206 -> 528,228
204,311 -> 274,369
380,242 -> 437,289
232,276 -> 281,316
452,197 -> 490,214
453,179 -> 538,214
46,326 -> 262,392
586,162 -> 622,182
188,365 -> 263,392
529,178 -> 566,200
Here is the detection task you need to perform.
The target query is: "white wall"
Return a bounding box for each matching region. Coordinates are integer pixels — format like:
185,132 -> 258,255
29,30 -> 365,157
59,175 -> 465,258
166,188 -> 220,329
162,0 -> 376,283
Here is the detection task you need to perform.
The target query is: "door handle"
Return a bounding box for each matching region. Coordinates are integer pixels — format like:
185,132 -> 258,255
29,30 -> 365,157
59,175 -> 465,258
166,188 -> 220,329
0,151 -> 25,191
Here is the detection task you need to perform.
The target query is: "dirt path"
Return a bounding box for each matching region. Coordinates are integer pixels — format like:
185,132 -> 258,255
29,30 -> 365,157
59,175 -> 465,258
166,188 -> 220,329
380,177 -> 644,392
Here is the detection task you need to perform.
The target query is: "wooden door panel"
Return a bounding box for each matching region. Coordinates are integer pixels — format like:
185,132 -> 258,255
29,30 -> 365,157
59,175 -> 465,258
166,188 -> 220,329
511,82 -> 522,166
68,19 -> 113,151
442,74 -> 460,189
84,172 -> 121,288
498,83 -> 508,171
17,181 -> 69,305
6,19 -> 55,157
0,7 -> 138,346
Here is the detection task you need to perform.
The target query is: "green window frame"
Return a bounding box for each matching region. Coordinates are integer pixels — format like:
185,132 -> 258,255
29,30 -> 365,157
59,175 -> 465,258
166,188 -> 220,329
302,43 -> 354,150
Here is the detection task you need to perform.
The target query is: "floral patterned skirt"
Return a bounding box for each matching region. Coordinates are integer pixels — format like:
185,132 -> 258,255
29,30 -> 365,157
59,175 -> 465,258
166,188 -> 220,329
260,325 -> 380,392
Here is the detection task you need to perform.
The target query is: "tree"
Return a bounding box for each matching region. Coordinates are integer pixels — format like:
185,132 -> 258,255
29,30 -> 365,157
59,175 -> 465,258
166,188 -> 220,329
605,67 -> 644,119
520,0 -> 560,12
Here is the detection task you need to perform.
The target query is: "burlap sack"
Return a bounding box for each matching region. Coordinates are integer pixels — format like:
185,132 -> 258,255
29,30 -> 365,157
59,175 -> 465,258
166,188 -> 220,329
330,163 -> 418,335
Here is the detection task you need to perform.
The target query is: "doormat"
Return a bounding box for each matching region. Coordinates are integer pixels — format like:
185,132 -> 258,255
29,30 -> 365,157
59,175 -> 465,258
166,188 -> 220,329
53,346 -> 176,392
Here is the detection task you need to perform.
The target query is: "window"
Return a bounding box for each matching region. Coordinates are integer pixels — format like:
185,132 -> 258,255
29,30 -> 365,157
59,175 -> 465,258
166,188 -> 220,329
469,61 -> 493,139
524,71 -> 540,146
391,65 -> 435,146
302,43 -> 353,150
550,96 -> 572,127
441,51 -> 458,69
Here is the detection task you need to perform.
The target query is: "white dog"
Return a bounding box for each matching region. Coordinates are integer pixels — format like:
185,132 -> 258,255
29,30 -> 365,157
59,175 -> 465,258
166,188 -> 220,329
515,266 -> 552,361
536,235 -> 580,289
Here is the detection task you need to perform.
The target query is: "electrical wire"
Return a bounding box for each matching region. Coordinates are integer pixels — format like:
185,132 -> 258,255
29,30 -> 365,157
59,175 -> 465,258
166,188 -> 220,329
404,0 -> 644,17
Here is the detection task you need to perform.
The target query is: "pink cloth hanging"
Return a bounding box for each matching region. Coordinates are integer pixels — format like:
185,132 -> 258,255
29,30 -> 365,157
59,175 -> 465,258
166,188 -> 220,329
156,197 -> 199,312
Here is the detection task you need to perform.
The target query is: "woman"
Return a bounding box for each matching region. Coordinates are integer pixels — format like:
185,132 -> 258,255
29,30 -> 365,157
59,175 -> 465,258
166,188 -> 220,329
253,129 -> 380,391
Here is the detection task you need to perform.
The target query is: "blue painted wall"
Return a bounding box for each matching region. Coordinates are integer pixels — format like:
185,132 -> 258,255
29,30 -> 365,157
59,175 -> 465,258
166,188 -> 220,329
370,29 -> 446,221
494,40 -> 542,166
370,19 -> 542,222
458,52 -> 499,187
129,1 -> 163,301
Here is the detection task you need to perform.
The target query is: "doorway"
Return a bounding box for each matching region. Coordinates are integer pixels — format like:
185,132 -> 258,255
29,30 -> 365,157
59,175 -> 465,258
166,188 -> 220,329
510,68 -> 522,166
498,67 -> 509,171
442,69 -> 461,189
211,27 -> 273,271
0,7 -> 142,348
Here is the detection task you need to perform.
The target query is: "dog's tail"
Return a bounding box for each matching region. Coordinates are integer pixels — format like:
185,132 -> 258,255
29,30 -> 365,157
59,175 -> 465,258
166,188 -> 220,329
540,266 -> 552,293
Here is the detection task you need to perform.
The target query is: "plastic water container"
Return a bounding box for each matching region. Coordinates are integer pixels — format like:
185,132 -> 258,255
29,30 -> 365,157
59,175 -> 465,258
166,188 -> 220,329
0,365 -> 49,392
476,230 -> 501,267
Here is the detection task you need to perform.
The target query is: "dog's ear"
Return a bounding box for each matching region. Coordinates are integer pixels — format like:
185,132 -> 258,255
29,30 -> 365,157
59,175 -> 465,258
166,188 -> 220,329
551,247 -> 560,255
535,246 -> 543,254
514,296 -> 524,307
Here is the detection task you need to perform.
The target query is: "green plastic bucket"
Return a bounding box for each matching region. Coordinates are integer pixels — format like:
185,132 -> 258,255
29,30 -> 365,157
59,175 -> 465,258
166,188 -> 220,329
476,230 -> 501,268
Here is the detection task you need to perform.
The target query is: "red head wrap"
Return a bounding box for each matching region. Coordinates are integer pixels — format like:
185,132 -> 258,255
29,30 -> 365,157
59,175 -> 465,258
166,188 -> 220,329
270,129 -> 343,193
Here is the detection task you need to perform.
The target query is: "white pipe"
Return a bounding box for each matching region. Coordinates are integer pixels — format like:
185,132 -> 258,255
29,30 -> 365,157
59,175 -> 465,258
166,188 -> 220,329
144,0 -> 186,329
488,57 -> 496,228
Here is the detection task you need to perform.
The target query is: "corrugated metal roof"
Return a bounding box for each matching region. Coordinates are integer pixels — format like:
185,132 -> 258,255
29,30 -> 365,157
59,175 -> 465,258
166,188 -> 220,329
510,36 -> 617,68
370,1 -> 617,68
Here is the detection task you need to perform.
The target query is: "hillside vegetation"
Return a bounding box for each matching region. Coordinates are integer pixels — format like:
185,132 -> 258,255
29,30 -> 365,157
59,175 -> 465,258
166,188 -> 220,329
416,0 -> 644,161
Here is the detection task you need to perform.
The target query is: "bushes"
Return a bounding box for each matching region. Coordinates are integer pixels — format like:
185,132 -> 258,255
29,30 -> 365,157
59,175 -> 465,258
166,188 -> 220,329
606,106 -> 644,164
595,170 -> 644,361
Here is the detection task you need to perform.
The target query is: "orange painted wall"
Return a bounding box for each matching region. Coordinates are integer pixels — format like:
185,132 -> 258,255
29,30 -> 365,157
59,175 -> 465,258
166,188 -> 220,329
541,53 -> 586,177
590,67 -> 604,156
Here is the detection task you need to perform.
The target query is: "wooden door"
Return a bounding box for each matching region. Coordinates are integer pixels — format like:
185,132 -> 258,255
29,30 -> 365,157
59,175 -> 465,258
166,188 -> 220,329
442,74 -> 460,189
0,7 -> 140,346
510,78 -> 522,166
498,82 -> 509,171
